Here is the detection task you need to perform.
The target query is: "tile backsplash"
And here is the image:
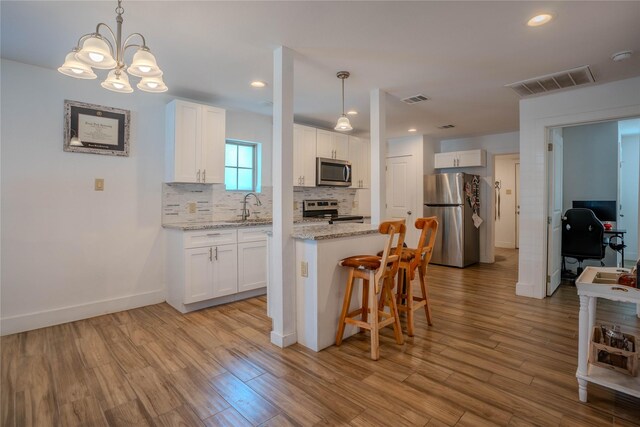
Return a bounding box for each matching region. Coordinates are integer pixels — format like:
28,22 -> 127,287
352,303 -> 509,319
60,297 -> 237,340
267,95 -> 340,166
162,183 -> 357,224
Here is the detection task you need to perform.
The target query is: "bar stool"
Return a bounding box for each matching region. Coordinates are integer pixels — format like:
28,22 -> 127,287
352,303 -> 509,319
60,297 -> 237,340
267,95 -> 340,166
394,217 -> 438,336
335,220 -> 406,360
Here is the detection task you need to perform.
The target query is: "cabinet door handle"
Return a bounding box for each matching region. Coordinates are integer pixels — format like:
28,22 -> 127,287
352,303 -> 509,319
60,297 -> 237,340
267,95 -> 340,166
302,176 -> 305,185
206,233 -> 221,237
209,247 -> 213,261
197,169 -> 201,182
215,246 -> 218,261
203,169 -> 206,183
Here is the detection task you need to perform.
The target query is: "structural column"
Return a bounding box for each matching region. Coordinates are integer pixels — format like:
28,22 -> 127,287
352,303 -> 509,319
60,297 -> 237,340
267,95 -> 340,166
370,89 -> 387,225
270,46 -> 297,347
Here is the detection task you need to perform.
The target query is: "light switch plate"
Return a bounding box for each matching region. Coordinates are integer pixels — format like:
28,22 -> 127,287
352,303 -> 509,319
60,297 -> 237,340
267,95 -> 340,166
301,261 -> 308,277
94,178 -> 104,191
188,202 -> 197,214
293,201 -> 299,211
506,189 -> 512,195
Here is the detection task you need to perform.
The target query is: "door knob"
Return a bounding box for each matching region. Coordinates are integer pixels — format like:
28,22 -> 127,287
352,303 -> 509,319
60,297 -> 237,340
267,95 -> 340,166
407,211 -> 412,215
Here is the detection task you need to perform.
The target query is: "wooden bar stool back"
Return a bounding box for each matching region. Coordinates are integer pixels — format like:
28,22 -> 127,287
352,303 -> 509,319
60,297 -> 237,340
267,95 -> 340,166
335,220 -> 406,360
396,216 -> 439,336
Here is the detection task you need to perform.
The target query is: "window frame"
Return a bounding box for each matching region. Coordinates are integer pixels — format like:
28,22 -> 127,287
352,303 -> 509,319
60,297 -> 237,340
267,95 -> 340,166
224,139 -> 258,192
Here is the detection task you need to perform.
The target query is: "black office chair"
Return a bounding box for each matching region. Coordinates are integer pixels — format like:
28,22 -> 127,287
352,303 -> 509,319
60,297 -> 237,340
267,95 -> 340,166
561,208 -> 606,277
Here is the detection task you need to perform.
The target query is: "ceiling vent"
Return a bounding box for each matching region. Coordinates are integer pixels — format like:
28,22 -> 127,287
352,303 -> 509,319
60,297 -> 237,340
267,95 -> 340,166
438,124 -> 455,129
401,94 -> 429,104
506,65 -> 595,97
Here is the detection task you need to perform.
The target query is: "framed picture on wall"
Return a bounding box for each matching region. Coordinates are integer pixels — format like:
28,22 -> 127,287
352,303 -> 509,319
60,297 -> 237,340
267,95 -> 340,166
64,100 -> 130,156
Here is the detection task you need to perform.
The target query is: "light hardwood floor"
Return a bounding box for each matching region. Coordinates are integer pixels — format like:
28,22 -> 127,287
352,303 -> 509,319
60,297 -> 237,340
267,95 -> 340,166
2,248 -> 639,426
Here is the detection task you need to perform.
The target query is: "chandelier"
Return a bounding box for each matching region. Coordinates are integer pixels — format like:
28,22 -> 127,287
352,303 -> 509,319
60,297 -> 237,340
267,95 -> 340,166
58,0 -> 167,93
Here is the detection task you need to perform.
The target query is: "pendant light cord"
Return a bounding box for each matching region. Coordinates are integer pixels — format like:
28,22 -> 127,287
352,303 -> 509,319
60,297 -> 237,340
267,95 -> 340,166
341,77 -> 345,116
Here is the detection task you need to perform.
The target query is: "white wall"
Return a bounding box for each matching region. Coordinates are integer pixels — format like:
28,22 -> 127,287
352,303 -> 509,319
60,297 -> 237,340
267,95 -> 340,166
619,133 -> 639,262
227,109 -> 273,187
518,76 -> 640,299
562,121 -> 618,213
0,59 -> 273,334
438,131 -> 520,262
494,154 -> 519,248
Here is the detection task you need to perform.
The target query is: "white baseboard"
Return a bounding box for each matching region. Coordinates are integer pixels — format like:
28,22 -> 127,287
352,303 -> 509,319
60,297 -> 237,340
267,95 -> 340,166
167,288 -> 266,314
1,290 -> 166,336
270,330 -> 297,348
495,241 -> 516,249
516,281 -> 543,299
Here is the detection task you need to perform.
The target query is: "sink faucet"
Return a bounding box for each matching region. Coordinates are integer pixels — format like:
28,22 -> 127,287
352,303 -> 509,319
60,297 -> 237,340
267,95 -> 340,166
241,192 -> 262,221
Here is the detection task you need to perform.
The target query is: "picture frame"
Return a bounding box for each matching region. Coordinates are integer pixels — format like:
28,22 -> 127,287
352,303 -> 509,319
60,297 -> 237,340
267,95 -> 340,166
64,100 -> 130,157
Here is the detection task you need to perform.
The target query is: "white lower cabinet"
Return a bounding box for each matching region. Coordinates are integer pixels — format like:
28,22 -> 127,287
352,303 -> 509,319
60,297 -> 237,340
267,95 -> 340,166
167,226 -> 269,313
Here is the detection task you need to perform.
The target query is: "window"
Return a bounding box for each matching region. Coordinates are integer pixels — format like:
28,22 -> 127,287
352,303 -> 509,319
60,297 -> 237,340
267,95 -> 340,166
225,140 -> 258,191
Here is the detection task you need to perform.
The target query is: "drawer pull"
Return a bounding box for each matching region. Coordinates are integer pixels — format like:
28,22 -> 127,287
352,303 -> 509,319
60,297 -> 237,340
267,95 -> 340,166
611,287 -> 629,292
206,233 -> 222,237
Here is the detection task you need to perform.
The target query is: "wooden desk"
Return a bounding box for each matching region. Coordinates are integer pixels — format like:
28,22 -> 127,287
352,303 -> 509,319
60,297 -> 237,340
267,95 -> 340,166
576,267 -> 640,402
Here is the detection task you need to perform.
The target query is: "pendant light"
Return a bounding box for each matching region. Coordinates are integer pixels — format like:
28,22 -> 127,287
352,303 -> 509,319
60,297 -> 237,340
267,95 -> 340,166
59,0 -> 166,93
334,71 -> 353,132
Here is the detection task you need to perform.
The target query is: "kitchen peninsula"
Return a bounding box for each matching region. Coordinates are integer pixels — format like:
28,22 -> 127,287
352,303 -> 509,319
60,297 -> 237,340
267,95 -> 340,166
277,222 -> 385,351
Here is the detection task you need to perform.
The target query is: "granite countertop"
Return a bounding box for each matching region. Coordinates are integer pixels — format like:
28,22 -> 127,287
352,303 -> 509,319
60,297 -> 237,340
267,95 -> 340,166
163,217 -> 327,230
291,223 -> 379,240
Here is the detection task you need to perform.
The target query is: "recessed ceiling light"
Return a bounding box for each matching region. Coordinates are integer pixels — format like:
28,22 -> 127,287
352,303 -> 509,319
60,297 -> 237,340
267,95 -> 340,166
347,110 -> 358,115
611,50 -> 633,62
250,81 -> 267,88
408,128 -> 417,132
527,14 -> 553,27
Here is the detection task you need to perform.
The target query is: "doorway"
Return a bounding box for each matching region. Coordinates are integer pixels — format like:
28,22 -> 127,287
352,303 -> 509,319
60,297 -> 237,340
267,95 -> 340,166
494,154 -> 520,250
546,117 -> 640,294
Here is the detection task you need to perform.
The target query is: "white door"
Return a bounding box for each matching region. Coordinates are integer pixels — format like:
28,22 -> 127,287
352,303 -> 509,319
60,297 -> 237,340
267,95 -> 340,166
301,126 -> 317,187
515,162 -> 520,249
201,105 -> 226,183
211,244 -> 238,298
348,137 -> 362,188
618,135 -> 640,264
184,247 -> 213,303
174,101 -> 201,183
238,241 -> 268,292
386,155 -> 418,246
546,128 -> 563,296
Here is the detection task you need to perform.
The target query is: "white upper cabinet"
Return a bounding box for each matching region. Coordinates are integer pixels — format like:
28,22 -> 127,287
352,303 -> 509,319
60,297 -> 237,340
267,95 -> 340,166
348,136 -> 370,189
316,129 -> 349,160
166,100 -> 225,183
293,125 -> 317,187
434,149 -> 486,168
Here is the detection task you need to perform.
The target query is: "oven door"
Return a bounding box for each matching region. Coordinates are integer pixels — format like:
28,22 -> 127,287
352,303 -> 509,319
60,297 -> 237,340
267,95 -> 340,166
317,158 -> 352,187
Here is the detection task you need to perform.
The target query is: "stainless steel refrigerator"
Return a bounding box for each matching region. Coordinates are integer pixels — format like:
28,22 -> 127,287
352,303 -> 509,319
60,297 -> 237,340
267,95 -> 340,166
424,173 -> 479,267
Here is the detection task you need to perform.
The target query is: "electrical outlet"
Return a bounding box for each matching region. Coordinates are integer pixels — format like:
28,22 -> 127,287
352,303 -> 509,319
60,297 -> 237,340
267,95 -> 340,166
352,200 -> 358,208
506,189 -> 512,195
301,261 -> 308,277
188,202 -> 196,214
293,201 -> 299,210
94,178 -> 104,191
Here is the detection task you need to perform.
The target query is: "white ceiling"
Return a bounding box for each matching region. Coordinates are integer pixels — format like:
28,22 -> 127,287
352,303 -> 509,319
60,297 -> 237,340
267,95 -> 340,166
2,1 -> 640,139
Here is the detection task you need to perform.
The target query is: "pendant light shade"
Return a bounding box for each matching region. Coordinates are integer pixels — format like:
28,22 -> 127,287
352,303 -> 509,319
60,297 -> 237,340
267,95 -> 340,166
334,71 -> 353,132
335,115 -> 353,131
76,35 -> 116,69
101,69 -> 133,93
127,48 -> 163,77
137,76 -> 168,93
58,49 -> 97,79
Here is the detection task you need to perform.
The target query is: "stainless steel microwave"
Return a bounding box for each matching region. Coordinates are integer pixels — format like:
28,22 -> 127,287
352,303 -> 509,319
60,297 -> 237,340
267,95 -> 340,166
316,157 -> 352,187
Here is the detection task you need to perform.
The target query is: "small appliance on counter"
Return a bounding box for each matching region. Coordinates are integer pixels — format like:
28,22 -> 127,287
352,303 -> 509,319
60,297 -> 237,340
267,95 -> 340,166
424,172 -> 480,267
303,199 -> 364,224
316,157 -> 352,187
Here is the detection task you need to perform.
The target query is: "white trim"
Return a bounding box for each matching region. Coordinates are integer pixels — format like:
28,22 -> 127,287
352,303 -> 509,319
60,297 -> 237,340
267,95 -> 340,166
1,289 -> 165,336
270,330 -> 297,348
515,281 -> 539,299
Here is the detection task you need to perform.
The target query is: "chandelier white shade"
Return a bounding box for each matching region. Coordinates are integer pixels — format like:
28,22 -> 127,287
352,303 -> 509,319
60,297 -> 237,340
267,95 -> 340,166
59,0 -> 166,94
101,69 -> 134,93
58,49 -> 97,79
137,76 -> 168,93
334,71 -> 353,132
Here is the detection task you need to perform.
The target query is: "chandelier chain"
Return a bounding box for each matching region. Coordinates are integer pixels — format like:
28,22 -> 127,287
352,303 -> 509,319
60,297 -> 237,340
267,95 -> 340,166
115,0 -> 124,16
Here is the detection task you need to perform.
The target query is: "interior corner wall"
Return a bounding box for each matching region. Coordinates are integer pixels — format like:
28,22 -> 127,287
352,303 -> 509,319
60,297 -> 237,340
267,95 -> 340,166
562,121 -> 618,213
438,131 -> 520,263
518,76 -> 640,299
0,59 -> 273,335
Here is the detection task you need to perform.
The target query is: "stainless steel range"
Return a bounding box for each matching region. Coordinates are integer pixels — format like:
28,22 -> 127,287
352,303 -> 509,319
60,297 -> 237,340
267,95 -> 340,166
302,199 -> 364,224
